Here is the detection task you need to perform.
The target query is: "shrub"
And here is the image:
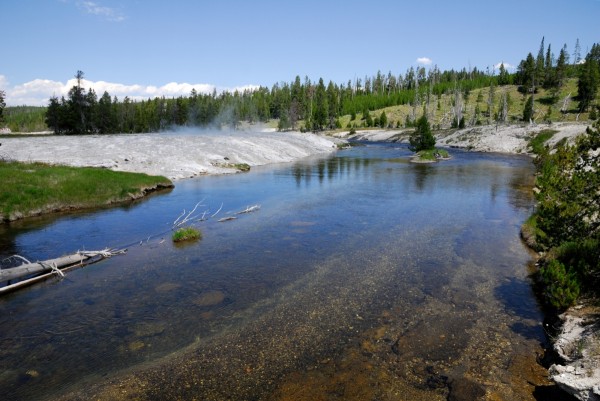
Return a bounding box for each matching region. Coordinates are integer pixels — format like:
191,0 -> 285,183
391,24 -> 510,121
539,259 -> 580,309
528,129 -> 557,155
172,227 -> 202,243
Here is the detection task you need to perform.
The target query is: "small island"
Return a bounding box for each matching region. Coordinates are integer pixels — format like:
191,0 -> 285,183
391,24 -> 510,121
408,114 -> 451,163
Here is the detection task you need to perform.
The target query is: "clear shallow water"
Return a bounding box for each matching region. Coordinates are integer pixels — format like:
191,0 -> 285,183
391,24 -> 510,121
0,143 -> 547,400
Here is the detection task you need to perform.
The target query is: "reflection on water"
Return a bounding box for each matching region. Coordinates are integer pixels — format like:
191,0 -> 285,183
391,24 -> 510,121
0,144 -> 548,400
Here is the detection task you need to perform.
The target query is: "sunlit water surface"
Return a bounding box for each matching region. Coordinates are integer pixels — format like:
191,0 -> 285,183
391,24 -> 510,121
0,143 -> 549,400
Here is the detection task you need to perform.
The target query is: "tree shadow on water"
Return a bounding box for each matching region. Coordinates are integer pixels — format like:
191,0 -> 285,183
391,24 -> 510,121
533,385 -> 579,401
494,277 -> 546,341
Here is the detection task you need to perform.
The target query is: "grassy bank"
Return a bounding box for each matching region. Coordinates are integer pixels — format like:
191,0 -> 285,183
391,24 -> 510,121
0,161 -> 173,222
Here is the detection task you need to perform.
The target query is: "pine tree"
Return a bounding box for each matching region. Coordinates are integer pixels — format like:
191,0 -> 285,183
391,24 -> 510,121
379,111 -> 388,128
312,78 -> 327,131
577,56 -> 599,112
0,90 -> 5,125
409,115 -> 435,152
498,63 -> 510,85
45,96 -> 62,133
523,95 -> 534,122
517,53 -> 536,93
555,48 -> 567,88
543,43 -> 555,89
536,37 -> 546,87
562,43 -> 570,65
326,81 -> 339,129
97,91 -> 116,134
573,38 -> 582,65
487,83 -> 496,123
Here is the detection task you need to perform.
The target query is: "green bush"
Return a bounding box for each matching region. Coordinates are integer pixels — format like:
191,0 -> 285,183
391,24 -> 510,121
529,121 -> 600,307
172,227 -> 202,243
528,129 -> 557,155
539,259 -> 580,309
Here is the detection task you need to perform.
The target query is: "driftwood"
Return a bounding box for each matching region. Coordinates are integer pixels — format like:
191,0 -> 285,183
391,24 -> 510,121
0,249 -> 125,295
172,201 -> 225,228
236,205 -> 261,214
1,254 -> 92,282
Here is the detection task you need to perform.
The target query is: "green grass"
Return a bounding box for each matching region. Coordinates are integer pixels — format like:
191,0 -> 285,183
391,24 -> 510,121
229,163 -> 251,172
415,148 -> 450,162
528,129 -> 558,155
520,214 -> 547,252
0,161 -> 172,221
172,226 -> 202,242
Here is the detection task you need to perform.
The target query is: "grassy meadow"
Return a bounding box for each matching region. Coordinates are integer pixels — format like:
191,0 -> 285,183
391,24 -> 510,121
0,160 -> 172,222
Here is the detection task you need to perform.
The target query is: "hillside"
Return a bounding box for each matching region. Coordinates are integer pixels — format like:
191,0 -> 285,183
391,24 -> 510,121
335,79 -> 588,130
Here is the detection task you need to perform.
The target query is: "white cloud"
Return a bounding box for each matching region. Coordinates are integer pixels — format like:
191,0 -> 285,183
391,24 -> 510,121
494,62 -> 515,70
76,1 -> 125,22
416,57 -> 433,66
2,77 -> 259,106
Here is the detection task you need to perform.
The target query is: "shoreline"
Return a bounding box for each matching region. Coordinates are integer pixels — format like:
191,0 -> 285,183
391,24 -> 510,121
334,121 -> 589,154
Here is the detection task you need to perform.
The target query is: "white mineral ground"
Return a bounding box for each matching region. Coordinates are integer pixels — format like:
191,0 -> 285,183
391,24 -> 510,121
335,121 -> 590,154
3,122 -> 599,399
0,128 -> 341,180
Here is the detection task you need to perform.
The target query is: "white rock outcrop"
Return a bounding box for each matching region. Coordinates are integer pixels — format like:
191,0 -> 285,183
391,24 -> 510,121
549,309 -> 600,401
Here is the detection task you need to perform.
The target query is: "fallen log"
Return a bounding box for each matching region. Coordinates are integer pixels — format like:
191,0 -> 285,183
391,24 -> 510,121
1,253 -> 91,282
0,249 -> 125,295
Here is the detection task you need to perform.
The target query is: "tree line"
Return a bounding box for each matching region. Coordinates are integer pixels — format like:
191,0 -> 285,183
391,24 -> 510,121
42,39 -> 599,135
42,68 -> 502,135
515,37 -> 599,117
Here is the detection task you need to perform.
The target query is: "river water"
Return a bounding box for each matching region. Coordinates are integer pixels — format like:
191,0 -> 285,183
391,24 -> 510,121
0,143 -> 551,400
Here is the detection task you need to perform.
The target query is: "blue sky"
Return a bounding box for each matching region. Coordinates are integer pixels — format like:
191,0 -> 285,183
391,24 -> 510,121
1,0 -> 598,106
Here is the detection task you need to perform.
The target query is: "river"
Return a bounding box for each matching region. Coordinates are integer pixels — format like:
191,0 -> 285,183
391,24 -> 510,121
0,143 -> 552,400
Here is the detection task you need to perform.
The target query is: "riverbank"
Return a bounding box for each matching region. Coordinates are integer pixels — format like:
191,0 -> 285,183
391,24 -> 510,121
0,161 -> 173,223
549,303 -> 600,401
334,122 -> 589,154
0,130 -> 340,181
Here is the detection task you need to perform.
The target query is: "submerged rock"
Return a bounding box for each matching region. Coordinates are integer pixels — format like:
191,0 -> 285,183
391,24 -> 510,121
194,290 -> 226,307
447,377 -> 486,401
